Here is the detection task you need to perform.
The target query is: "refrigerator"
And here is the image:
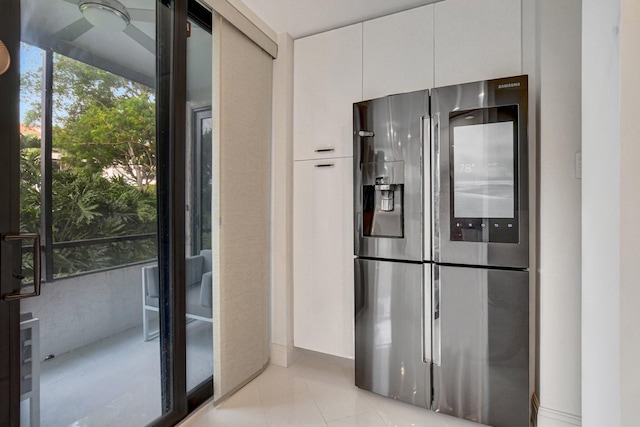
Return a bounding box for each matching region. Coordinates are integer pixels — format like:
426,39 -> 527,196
354,75 -> 531,427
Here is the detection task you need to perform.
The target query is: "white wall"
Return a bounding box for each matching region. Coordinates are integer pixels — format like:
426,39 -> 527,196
583,0 -> 640,425
582,0 -> 622,425
536,1 -> 582,425
619,2 -> 640,424
270,32 -> 295,367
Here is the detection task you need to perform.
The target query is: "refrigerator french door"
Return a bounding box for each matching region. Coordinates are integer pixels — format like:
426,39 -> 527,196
430,75 -> 531,426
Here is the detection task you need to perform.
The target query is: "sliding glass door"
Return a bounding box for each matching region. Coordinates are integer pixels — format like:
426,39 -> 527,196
184,4 -> 214,400
0,0 -> 214,425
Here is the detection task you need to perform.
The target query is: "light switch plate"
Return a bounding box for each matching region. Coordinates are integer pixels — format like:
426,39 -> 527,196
575,152 -> 582,179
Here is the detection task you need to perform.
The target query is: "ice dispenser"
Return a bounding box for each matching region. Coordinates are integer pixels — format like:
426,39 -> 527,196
362,161 -> 404,238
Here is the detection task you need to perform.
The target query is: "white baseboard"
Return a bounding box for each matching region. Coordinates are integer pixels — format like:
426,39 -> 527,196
538,406 -> 581,427
270,342 -> 296,367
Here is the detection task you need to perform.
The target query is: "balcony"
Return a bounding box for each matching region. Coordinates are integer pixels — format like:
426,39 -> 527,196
19,262 -> 213,427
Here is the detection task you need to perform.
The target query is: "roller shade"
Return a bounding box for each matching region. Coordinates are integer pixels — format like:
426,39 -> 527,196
212,16 -> 273,400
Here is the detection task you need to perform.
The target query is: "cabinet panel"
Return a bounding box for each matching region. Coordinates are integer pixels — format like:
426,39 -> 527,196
293,24 -> 363,160
363,5 -> 434,100
293,158 -> 354,358
434,0 -> 521,87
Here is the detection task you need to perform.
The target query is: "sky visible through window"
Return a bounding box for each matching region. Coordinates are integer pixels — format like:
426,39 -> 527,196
19,43 -> 42,124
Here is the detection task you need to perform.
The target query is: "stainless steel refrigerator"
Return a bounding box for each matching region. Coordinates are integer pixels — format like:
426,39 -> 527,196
354,76 -> 532,427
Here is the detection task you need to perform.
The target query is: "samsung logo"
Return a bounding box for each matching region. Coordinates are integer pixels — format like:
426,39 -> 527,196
498,82 -> 520,89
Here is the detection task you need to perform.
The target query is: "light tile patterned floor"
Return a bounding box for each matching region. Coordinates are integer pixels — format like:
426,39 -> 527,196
180,350 -> 481,427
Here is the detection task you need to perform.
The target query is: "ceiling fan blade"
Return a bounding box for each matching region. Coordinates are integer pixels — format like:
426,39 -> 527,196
123,24 -> 155,54
54,18 -> 93,42
128,8 -> 155,23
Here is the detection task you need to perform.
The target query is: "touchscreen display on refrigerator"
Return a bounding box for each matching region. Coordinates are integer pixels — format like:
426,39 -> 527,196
453,121 -> 515,219
449,105 -> 519,243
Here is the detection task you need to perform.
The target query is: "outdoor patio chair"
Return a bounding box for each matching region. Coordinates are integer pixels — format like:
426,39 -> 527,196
141,249 -> 213,341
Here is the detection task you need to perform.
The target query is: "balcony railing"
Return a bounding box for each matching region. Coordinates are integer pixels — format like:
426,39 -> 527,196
19,233 -> 157,283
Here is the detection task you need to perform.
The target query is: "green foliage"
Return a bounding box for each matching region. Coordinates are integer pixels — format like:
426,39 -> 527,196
50,170 -> 157,277
22,50 -> 157,191
20,145 -> 157,277
19,141 -> 41,235
19,47 -> 159,278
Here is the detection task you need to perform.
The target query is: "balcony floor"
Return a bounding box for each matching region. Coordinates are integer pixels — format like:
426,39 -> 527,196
26,320 -> 213,427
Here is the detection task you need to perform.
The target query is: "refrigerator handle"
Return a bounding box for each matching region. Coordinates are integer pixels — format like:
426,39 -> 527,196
420,115 -> 428,150
432,265 -> 441,366
422,266 -> 432,363
431,113 -> 440,261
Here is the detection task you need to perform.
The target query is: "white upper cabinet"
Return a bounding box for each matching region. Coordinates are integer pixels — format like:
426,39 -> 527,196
434,0 -> 522,87
363,5 -> 435,100
293,24 -> 363,161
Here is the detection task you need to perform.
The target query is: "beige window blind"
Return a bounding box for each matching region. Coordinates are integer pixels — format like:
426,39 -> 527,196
212,16 -> 273,401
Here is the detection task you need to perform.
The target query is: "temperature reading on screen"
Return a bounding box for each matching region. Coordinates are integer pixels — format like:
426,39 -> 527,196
458,163 -> 476,174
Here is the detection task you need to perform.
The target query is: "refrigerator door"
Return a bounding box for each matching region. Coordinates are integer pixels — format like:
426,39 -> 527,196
432,75 -> 529,268
354,90 -> 428,262
432,265 -> 529,427
354,258 -> 430,408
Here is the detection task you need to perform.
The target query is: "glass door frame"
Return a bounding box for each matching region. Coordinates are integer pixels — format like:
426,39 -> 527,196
184,0 -> 214,406
0,0 -> 24,425
0,0 -> 213,425
154,0 -> 189,423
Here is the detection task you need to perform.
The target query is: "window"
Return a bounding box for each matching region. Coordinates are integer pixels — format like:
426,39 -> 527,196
20,43 -> 157,281
189,107 -> 212,255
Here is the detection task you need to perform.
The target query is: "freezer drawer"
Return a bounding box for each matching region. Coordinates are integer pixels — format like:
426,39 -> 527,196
354,258 -> 430,408
432,265 -> 529,427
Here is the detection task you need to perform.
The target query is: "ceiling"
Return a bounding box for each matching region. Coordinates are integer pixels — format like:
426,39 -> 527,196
22,0 -> 157,85
21,0 -> 213,93
19,0 -> 443,88
239,0 -> 443,39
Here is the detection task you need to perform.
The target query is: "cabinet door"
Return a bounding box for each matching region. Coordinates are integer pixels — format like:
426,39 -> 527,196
293,24 -> 362,160
434,0 -> 521,87
293,158 -> 354,358
363,5 -> 434,100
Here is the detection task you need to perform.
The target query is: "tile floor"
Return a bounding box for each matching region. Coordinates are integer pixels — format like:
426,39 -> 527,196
180,350 -> 482,427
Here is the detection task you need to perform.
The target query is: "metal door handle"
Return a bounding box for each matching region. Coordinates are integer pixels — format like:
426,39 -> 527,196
432,265 -> 441,366
431,113 -> 440,260
422,266 -> 432,363
314,148 -> 335,153
2,234 -> 42,301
